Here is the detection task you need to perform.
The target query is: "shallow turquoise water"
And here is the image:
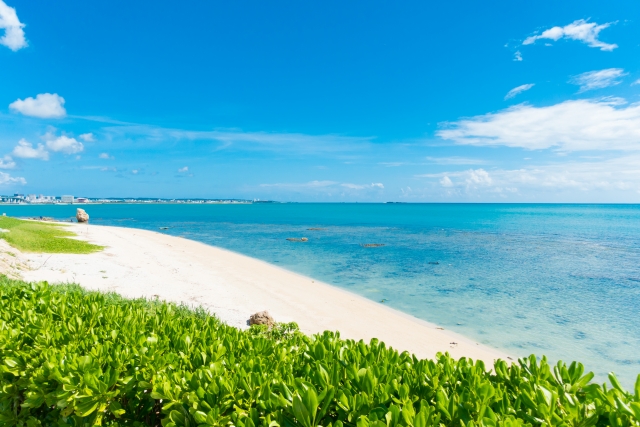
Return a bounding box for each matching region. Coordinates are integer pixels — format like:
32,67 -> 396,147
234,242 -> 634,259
4,203 -> 640,386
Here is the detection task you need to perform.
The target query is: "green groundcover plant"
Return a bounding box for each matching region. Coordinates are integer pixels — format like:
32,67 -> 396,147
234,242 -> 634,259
1,277 -> 639,427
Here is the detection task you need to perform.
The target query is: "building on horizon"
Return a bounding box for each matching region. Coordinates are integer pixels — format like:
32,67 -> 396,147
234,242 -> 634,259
61,195 -> 74,203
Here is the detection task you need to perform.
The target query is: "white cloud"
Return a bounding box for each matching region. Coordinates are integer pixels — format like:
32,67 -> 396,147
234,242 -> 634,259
341,182 -> 384,190
0,0 -> 26,51
632,79 -> 640,86
0,155 -> 15,169
261,180 -> 337,189
505,83 -> 535,100
102,125 -> 373,155
440,176 -> 454,187
9,93 -> 66,118
437,98 -> 640,152
465,169 -> 492,186
45,135 -> 83,154
260,180 -> 383,194
569,68 -> 627,92
513,51 -> 523,61
419,155 -> 640,199
523,19 -> 617,51
0,171 -> 25,185
12,139 -> 49,160
79,133 -> 95,142
99,152 -> 113,159
421,169 -> 495,193
131,169 -> 139,175
425,156 -> 487,165
178,166 -> 189,173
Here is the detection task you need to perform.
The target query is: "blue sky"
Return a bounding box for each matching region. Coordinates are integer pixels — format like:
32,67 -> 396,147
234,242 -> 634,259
1,1 -> 640,202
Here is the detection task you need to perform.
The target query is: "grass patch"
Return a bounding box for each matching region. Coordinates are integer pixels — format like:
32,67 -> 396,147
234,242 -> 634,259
0,216 -> 102,254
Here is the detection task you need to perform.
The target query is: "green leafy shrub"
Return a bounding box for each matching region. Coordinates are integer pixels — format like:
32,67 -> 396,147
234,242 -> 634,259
1,277 -> 639,427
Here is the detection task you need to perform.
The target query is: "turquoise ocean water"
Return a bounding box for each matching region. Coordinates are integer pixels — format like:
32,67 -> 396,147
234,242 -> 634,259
3,203 -> 639,386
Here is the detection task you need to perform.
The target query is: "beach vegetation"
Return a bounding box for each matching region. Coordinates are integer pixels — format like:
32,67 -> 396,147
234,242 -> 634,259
0,217 -> 102,254
1,277 -> 639,427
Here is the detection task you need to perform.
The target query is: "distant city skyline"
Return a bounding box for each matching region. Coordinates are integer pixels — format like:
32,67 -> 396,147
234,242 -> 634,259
1,1 -> 640,202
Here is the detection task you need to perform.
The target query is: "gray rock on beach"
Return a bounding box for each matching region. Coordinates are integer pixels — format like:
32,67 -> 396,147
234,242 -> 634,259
76,208 -> 89,223
249,311 -> 275,328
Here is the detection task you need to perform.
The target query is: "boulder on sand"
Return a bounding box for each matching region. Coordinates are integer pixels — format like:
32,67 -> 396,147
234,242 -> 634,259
249,311 -> 275,328
76,208 -> 89,223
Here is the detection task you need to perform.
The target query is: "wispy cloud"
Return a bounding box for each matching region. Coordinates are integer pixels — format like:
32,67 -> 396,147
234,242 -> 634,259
0,0 -> 27,51
505,84 -> 535,100
100,125 -> 374,155
178,166 -> 189,173
341,182 -> 384,190
99,152 -> 113,159
9,93 -> 66,118
425,156 -> 487,165
630,79 -> 640,86
569,68 -> 627,92
437,98 -> 640,152
260,180 -> 384,193
523,19 -> 617,51
260,180 -> 338,190
513,51 -> 523,62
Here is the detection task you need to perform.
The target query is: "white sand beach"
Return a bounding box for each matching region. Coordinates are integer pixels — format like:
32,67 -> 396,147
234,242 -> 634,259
6,222 -> 511,364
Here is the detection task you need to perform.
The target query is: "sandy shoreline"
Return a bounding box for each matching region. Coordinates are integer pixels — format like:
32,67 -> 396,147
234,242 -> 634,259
8,222 -> 512,364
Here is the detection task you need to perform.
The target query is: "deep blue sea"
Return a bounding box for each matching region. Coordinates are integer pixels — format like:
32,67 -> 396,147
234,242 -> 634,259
4,203 -> 640,386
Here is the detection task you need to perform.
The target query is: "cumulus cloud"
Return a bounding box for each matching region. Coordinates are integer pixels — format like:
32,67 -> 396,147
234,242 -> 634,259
421,169 -> 495,193
0,155 -> 15,169
45,135 -> 83,154
9,93 -> 66,118
569,68 -> 627,92
523,19 -> 617,51
131,169 -> 139,175
419,156 -> 640,199
465,169 -> 492,186
0,171 -> 25,185
12,139 -> 49,160
437,98 -> 640,152
0,0 -> 27,51
440,176 -> 454,187
505,83 -> 535,100
178,166 -> 189,173
513,51 -> 523,61
79,133 -> 95,142
99,152 -> 113,159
